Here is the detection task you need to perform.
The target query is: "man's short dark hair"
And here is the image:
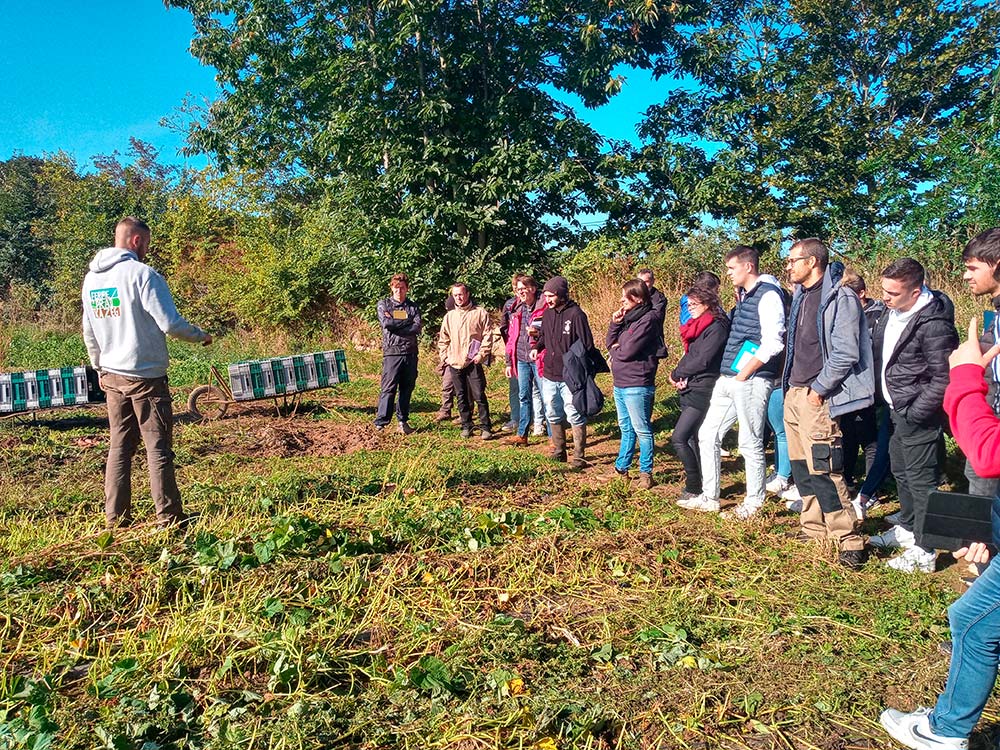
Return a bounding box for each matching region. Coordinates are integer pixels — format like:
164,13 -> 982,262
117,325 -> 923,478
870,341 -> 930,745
638,268 -> 654,280
790,238 -> 829,270
963,229 -> 1000,280
117,216 -> 150,233
450,282 -> 468,294
882,258 -> 925,290
390,273 -> 410,288
724,245 -> 759,269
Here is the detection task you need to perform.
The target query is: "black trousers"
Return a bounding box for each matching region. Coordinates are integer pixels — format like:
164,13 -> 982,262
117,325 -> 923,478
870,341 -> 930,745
375,353 -> 418,426
888,409 -> 942,553
840,405 -> 878,490
452,363 -> 491,430
671,387 -> 712,493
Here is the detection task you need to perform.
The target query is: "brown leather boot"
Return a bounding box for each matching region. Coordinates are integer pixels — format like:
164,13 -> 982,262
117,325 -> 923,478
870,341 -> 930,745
549,422 -> 567,462
504,435 -> 529,447
571,425 -> 587,469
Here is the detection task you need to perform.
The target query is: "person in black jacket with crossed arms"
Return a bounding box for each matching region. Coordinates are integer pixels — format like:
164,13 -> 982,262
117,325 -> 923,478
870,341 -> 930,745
375,273 -> 422,433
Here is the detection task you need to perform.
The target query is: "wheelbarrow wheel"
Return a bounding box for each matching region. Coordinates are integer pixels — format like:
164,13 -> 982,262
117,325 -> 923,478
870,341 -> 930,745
187,385 -> 230,420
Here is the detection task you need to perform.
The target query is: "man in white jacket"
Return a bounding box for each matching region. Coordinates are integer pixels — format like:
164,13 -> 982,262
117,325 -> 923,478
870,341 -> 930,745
82,217 -> 212,528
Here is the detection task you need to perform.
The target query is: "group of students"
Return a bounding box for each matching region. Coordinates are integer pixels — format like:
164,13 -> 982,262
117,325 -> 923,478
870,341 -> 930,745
375,228 -> 1000,749
374,234 -> 991,573
77,215 -> 1000,750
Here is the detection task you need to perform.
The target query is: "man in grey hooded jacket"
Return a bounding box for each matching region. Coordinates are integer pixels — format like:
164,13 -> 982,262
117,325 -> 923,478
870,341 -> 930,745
82,217 -> 212,528
781,238 -> 873,569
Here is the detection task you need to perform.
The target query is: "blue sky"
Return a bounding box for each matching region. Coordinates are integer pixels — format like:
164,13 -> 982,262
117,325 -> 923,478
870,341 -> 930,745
0,2 -> 672,169
0,2 -> 218,168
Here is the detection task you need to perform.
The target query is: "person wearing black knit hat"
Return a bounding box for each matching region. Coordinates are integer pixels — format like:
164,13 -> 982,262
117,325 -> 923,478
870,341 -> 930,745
530,276 -> 595,467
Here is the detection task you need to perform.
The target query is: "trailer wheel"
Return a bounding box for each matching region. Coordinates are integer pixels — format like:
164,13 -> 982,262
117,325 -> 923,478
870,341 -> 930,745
187,386 -> 229,420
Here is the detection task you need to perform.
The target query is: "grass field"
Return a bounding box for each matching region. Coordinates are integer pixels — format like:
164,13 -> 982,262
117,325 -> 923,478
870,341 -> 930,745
2,325 -> 999,750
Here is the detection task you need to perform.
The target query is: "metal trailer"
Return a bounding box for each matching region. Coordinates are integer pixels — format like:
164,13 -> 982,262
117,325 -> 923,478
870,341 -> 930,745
186,350 -> 349,420
0,366 -> 104,418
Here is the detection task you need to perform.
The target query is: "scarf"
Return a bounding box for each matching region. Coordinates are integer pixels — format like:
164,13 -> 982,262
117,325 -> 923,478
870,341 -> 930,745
621,302 -> 652,327
679,312 -> 715,352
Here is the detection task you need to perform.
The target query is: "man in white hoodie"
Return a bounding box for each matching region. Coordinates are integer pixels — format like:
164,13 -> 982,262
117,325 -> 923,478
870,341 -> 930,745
82,217 -> 212,528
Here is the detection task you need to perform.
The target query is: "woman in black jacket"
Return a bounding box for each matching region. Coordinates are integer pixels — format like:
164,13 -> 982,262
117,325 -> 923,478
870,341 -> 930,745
607,279 -> 662,488
670,283 -> 731,503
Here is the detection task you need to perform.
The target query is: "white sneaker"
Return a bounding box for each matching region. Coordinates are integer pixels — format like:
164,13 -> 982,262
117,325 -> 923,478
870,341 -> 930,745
765,473 -> 791,495
780,485 -> 801,502
532,424 -> 546,437
885,511 -> 902,525
851,495 -> 865,521
887,547 -> 937,574
869,525 -> 915,550
879,707 -> 967,749
724,502 -> 763,520
678,494 -> 720,513
785,498 -> 803,513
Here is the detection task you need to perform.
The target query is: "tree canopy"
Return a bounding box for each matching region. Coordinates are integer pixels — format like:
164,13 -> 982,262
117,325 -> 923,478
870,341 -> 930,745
632,0 -> 1000,241
166,0 -> 681,307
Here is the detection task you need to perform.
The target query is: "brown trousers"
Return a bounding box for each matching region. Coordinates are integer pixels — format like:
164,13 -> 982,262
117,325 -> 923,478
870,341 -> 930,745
102,373 -> 183,526
784,386 -> 862,551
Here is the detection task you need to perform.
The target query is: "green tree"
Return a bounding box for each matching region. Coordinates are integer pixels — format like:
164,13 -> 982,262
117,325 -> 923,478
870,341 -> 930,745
635,0 -> 1000,240
0,156 -> 51,298
166,0 -> 678,311
34,142 -> 178,318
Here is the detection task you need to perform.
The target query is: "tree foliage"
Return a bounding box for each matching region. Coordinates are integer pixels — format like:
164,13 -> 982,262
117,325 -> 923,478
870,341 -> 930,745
0,156 -> 51,297
165,0 -> 678,309
633,0 -> 1000,240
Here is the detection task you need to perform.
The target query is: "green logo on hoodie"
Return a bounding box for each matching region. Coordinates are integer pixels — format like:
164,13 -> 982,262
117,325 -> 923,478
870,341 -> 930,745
90,288 -> 121,319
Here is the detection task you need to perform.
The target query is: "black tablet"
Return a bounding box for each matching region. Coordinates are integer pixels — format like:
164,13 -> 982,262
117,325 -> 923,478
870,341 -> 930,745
917,491 -> 994,551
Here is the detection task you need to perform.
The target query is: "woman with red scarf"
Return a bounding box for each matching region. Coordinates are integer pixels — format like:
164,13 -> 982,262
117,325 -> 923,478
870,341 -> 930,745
670,283 -> 731,504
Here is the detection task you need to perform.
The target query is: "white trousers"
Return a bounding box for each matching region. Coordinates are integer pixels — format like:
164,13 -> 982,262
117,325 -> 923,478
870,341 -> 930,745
697,375 -> 774,506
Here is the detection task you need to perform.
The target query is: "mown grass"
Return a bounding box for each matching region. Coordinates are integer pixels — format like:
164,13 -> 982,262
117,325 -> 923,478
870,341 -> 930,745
2,328 -> 999,749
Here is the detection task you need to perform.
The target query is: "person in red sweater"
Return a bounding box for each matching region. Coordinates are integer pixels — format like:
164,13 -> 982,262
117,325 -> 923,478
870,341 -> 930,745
880,315 -> 1000,749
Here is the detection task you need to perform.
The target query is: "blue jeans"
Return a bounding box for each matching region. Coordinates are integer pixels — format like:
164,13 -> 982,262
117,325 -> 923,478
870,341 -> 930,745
859,405 -> 892,498
540,377 -> 585,427
507,376 -> 519,426
516,361 -> 543,436
613,386 -> 656,475
767,387 -> 790,479
930,548 -> 1000,738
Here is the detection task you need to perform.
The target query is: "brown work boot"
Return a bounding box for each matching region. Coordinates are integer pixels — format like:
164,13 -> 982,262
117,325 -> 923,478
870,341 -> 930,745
504,435 -> 529,447
637,472 -> 654,490
434,410 -> 451,423
570,425 -> 587,469
549,422 -> 567,462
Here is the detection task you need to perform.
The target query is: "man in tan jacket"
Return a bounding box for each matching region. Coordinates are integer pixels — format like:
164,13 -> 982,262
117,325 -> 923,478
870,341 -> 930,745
438,283 -> 496,438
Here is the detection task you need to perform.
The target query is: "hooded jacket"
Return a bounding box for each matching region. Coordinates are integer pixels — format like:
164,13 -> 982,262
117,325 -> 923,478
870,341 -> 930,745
81,248 -> 208,379
606,306 -> 662,388
872,289 -> 958,425
782,262 -> 875,418
531,299 -> 594,382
